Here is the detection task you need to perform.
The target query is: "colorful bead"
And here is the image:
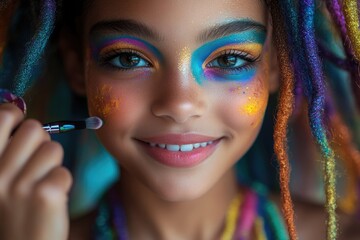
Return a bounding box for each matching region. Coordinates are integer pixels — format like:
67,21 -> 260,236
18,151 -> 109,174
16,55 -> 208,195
234,189 -> 258,239
220,192 -> 243,240
254,218 -> 267,240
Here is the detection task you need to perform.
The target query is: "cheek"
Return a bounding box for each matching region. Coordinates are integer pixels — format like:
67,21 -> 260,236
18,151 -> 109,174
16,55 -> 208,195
218,65 -> 269,130
239,78 -> 268,127
85,68 -> 150,140
87,84 -> 122,119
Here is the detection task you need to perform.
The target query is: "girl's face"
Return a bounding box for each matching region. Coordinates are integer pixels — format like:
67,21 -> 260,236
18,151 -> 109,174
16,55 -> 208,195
81,0 -> 274,201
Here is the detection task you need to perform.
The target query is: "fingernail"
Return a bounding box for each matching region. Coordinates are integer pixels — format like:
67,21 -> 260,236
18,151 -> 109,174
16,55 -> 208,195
0,89 -> 27,114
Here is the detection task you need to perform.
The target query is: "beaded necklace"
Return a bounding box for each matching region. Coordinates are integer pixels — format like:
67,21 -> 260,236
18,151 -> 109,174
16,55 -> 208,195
93,186 -> 288,240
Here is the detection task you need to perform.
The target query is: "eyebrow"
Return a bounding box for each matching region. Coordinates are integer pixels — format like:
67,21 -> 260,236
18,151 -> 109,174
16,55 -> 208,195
197,20 -> 266,42
90,19 -> 163,41
89,19 -> 266,43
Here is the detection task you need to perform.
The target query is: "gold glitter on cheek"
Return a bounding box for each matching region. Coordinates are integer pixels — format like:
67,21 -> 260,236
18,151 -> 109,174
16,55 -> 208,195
178,46 -> 191,76
240,48 -> 271,118
90,85 -> 121,119
243,96 -> 260,115
239,78 -> 268,119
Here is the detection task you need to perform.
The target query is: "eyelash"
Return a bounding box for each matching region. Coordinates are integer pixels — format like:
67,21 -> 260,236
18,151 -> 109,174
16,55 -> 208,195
206,49 -> 260,73
98,49 -> 153,71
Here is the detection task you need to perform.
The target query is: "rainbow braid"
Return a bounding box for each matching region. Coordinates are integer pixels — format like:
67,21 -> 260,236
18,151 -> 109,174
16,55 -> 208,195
269,1 -> 297,239
326,0 -> 360,111
282,0 -> 312,99
13,0 -> 56,97
326,0 -> 352,53
299,0 -> 338,239
329,111 -> 360,214
280,0 -> 306,117
319,3 -> 360,146
317,4 -> 360,215
343,0 -> 360,62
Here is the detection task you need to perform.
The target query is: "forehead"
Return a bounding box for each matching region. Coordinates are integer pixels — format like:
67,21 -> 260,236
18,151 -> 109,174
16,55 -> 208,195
84,0 -> 268,37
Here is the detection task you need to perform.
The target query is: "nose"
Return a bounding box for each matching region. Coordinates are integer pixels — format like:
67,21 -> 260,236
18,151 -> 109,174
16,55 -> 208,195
151,70 -> 206,123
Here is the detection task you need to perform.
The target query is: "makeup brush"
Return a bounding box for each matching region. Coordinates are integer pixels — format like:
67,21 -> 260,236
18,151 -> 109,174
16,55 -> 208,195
42,116 -> 103,134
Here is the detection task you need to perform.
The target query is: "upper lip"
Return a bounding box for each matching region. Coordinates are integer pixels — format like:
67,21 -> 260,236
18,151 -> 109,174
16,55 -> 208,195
137,134 -> 221,145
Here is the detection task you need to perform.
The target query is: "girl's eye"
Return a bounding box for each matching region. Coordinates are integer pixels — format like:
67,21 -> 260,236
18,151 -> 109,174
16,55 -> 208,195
207,54 -> 245,68
206,50 -> 259,71
100,50 -> 151,70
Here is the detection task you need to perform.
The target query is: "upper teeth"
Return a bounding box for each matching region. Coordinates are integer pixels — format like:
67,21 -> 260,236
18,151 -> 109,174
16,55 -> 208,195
149,141 -> 213,152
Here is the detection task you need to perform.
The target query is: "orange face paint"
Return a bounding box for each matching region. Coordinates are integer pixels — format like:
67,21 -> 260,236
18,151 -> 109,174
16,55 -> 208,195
90,84 -> 121,119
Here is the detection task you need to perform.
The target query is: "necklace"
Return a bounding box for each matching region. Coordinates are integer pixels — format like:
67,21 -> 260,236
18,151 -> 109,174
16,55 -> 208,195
93,186 -> 288,240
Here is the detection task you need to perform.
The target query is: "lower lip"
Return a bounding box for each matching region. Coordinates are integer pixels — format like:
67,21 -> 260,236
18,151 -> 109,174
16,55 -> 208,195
137,139 -> 221,168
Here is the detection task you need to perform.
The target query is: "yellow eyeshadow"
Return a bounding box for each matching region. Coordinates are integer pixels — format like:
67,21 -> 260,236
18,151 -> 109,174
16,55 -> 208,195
99,42 -> 140,55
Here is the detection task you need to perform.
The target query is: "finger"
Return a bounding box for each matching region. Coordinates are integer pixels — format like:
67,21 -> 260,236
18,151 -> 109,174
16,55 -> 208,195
0,103 -> 25,155
10,141 -> 64,197
28,167 -> 72,240
0,120 -> 50,188
34,166 -> 73,196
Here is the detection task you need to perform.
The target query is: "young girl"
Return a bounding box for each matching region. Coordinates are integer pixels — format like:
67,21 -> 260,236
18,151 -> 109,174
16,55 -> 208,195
0,0 -> 360,239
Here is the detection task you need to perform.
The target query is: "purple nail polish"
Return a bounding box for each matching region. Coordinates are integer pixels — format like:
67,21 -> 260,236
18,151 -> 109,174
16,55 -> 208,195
0,89 -> 27,114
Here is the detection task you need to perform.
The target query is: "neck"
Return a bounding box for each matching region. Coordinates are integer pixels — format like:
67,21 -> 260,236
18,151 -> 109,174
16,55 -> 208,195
117,168 -> 239,240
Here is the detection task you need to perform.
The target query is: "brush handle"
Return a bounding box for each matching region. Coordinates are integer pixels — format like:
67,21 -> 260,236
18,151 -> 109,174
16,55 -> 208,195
42,121 -> 86,134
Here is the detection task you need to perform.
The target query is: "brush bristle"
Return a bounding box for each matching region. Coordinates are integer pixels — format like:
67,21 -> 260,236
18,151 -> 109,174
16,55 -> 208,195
85,116 -> 103,129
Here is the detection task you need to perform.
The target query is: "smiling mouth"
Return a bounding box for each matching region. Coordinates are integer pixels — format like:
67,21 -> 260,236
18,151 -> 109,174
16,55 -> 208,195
146,141 -> 215,152
136,138 -> 222,168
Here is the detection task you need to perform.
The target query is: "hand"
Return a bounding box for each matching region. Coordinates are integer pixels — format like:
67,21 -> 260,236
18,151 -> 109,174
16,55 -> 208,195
0,103 -> 73,240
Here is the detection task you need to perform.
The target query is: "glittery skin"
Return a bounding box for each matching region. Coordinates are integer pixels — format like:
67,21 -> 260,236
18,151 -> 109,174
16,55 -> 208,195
14,0 -> 56,97
300,0 -> 337,239
238,81 -> 266,122
178,46 -> 191,77
344,0 -> 360,61
90,85 -> 121,119
191,31 -> 266,85
237,52 -> 269,127
242,95 -> 264,116
91,35 -> 162,62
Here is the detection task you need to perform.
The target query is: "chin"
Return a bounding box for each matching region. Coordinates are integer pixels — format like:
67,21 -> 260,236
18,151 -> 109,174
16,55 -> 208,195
146,175 -> 214,203
156,187 -> 209,203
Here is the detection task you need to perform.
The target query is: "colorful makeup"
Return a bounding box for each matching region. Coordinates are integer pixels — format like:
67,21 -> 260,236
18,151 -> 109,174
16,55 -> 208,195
239,52 -> 270,123
90,34 -> 162,68
191,30 -> 266,85
178,46 -> 192,77
91,84 -> 121,119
